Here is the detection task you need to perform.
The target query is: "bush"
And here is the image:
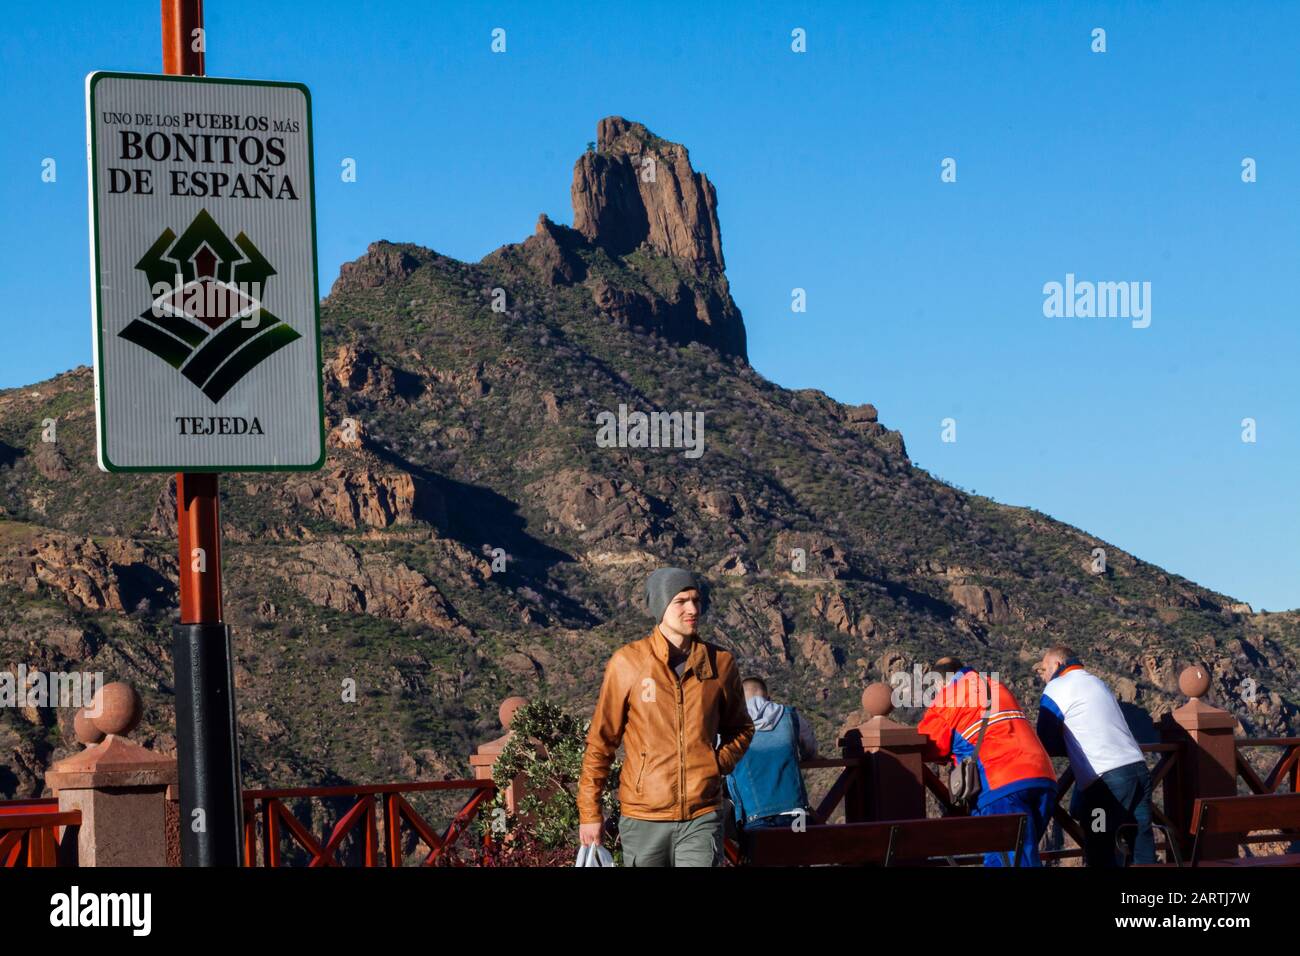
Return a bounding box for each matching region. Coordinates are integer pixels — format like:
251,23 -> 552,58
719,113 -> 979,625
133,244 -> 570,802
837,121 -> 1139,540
475,699 -> 622,857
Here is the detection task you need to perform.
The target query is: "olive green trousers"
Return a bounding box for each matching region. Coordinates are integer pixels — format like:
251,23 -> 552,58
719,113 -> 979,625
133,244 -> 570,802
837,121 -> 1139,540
618,809 -> 722,867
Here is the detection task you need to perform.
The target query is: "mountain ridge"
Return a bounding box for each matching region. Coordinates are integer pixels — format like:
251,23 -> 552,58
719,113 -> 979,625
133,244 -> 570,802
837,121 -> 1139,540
1,116 -> 1296,801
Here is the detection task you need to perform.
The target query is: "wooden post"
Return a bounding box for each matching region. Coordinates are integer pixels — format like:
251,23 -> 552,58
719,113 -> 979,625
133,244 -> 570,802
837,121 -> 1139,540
48,684 -> 177,867
469,697 -> 529,815
836,727 -> 869,823
842,683 -> 928,822
1159,665 -> 1238,860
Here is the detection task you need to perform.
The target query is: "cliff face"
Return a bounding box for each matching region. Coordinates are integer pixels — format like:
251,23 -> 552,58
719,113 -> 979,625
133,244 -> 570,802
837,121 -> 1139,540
573,117 -> 726,268
486,116 -> 748,360
1,118 -> 1297,800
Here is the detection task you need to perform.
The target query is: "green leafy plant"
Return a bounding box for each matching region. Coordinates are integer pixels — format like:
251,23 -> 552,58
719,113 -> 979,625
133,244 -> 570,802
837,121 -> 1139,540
483,699 -> 621,852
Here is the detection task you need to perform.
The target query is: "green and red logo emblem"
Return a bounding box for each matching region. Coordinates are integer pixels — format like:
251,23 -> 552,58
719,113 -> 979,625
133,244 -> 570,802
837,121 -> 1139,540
120,208 -> 301,402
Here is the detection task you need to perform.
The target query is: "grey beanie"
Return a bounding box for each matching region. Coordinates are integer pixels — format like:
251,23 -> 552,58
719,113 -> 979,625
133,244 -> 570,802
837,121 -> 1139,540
645,567 -> 705,623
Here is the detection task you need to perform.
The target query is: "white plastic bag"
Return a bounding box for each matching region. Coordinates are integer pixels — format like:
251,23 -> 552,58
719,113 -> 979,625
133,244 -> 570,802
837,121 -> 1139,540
574,843 -> 615,867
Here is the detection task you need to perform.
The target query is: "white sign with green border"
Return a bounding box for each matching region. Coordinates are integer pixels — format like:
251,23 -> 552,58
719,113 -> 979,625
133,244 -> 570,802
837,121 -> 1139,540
86,71 -> 325,472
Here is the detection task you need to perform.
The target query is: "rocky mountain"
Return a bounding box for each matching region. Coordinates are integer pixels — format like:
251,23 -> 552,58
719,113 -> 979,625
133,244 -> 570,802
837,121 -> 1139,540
2,117 -> 1297,802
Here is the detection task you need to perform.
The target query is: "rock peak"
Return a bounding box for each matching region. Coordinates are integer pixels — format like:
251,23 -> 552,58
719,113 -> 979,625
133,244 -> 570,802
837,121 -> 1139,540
329,240 -> 438,296
572,116 -> 725,269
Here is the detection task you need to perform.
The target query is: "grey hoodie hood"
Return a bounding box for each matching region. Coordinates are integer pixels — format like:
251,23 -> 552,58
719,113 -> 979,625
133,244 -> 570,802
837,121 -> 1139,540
746,695 -> 785,732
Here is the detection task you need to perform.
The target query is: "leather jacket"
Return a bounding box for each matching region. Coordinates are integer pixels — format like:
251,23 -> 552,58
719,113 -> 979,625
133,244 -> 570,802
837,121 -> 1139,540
577,627 -> 754,823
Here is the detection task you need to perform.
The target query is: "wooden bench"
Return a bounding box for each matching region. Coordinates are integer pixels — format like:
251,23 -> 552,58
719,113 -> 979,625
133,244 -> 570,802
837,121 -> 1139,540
742,813 -> 1026,867
1186,792 -> 1300,867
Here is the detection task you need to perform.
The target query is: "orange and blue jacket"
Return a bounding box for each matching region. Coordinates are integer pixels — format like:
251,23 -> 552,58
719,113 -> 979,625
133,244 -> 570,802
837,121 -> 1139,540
917,668 -> 1056,808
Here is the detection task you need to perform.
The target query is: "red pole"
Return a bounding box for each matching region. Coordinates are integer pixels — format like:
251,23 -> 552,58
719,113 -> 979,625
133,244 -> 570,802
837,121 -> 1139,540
176,473 -> 222,622
163,1 -> 221,625
161,0 -> 205,77
162,0 -> 243,867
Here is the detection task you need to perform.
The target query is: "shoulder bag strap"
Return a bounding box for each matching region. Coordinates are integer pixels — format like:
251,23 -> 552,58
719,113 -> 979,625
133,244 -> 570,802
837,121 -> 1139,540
971,678 -> 993,761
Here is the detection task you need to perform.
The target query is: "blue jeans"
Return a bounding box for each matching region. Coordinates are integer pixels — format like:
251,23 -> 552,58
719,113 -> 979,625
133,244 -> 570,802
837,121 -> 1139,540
1070,760 -> 1155,866
743,812 -> 806,830
975,785 -> 1056,867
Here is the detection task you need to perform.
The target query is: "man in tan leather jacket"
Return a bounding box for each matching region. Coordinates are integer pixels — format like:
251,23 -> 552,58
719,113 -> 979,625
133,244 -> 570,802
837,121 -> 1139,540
577,567 -> 754,866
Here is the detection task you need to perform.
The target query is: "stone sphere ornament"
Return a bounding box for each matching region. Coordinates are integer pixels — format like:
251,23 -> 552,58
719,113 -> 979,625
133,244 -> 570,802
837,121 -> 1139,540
90,682 -> 143,737
1178,665 -> 1211,700
74,707 -> 107,745
499,696 -> 529,730
862,682 -> 895,718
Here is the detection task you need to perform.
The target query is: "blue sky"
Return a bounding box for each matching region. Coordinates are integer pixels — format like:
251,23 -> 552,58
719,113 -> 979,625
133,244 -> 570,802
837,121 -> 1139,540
2,1 -> 1297,610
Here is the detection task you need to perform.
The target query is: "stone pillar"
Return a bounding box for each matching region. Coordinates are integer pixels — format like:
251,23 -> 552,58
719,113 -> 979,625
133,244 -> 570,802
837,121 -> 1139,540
46,682 -> 178,867
1158,665 -> 1238,860
839,683 -> 928,823
165,785 -> 182,867
469,696 -> 528,814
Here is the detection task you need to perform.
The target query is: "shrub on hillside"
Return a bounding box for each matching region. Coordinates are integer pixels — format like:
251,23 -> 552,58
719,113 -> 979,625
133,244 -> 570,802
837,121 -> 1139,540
461,699 -> 622,865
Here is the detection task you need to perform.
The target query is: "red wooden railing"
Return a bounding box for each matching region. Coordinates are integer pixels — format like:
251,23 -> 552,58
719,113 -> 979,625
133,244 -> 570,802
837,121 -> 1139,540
1035,743 -> 1183,863
0,800 -> 79,867
1,780 -> 498,868
1225,737 -> 1300,852
1235,738 -> 1300,797
742,742 -> 1191,865
2,736 -> 1293,868
803,757 -> 866,824
0,798 -> 59,813
241,779 -> 497,867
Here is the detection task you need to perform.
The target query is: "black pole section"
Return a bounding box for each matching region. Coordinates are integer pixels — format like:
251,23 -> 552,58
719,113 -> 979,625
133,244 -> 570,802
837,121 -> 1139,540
173,622 -> 244,865
163,0 -> 240,869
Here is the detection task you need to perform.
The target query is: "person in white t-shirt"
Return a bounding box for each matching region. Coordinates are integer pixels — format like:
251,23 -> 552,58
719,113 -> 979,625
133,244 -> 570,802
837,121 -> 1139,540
1035,645 -> 1154,866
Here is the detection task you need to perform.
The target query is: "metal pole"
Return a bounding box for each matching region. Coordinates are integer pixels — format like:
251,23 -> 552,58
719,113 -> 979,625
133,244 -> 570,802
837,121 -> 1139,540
163,0 -> 244,867
161,0 -> 205,76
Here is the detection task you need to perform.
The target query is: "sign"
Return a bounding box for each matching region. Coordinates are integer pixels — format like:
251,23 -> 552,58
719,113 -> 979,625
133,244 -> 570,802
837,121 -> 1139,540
86,72 -> 325,472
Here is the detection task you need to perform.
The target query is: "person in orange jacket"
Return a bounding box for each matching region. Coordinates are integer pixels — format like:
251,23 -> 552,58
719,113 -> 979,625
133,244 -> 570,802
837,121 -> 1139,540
918,656 -> 1058,866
